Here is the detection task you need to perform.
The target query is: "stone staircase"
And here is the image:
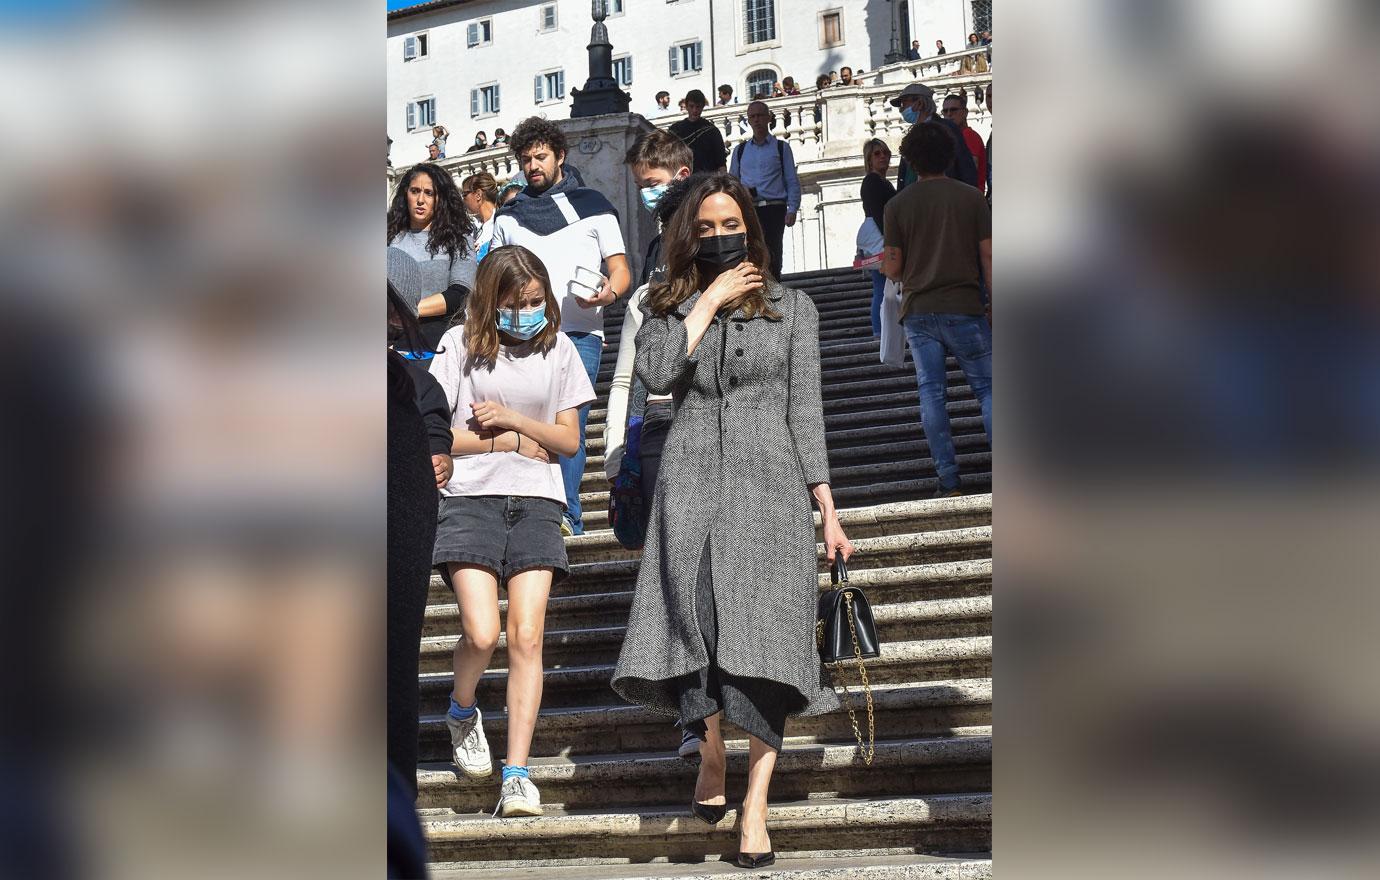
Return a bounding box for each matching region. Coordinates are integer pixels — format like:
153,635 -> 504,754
415,267 -> 993,879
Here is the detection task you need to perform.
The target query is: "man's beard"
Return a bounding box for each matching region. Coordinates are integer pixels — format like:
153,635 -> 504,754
526,169 -> 559,195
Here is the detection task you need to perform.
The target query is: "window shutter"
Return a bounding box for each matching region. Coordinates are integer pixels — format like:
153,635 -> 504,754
556,70 -> 565,98
534,74 -> 543,103
492,83 -> 500,113
407,102 -> 416,130
470,90 -> 479,117
404,36 -> 416,60
468,22 -> 478,46
668,45 -> 679,76
424,99 -> 435,126
693,41 -> 703,71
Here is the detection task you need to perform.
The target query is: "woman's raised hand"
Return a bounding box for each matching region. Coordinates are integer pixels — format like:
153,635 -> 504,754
704,261 -> 763,313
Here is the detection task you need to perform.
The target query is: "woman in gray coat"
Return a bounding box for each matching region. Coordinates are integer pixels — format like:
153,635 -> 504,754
612,174 -> 854,868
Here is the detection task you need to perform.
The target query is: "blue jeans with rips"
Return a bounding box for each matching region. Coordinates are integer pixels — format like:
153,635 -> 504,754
561,331 -> 604,535
902,312 -> 992,491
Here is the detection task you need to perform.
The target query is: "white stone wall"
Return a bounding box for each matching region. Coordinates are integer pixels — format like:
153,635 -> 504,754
387,0 -> 986,166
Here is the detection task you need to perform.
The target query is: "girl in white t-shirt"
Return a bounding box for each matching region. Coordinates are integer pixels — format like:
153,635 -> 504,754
428,244 -> 595,818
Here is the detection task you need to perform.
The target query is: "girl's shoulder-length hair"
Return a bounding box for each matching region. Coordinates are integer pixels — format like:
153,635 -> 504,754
461,244 -> 562,370
644,172 -> 779,321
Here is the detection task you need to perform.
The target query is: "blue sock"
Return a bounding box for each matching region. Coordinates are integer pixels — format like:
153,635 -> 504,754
448,696 -> 477,721
501,764 -> 529,782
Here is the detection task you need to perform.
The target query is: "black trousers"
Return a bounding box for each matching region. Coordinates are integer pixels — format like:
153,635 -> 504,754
638,401 -> 673,512
754,203 -> 788,279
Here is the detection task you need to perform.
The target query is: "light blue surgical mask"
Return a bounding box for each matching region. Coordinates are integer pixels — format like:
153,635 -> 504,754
901,106 -> 920,124
496,304 -> 548,340
639,182 -> 670,214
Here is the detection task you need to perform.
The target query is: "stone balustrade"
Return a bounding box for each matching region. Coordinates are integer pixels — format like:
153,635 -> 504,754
387,52 -> 993,275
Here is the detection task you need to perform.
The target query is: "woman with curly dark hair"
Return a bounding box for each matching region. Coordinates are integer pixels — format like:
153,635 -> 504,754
388,162 -> 477,353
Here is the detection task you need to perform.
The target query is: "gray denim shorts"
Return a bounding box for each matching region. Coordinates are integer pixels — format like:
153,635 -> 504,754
433,495 -> 569,587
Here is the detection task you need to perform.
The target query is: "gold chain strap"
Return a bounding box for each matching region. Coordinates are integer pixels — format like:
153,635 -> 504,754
835,590 -> 876,766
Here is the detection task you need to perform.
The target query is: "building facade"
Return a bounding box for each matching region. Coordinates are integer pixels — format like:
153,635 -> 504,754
387,0 -> 985,163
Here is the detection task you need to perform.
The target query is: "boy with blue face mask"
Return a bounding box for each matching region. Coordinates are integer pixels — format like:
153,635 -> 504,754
605,130 -> 704,765
625,130 -> 694,288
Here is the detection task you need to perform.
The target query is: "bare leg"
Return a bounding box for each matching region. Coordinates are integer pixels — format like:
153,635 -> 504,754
502,566 -> 552,767
739,734 -> 778,854
694,712 -> 727,807
449,564 -> 500,708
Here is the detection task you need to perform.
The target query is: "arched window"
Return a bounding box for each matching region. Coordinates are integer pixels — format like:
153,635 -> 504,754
746,68 -> 777,100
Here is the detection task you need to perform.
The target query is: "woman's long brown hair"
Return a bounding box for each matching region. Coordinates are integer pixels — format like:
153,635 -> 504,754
644,173 -> 780,320
462,245 -> 561,370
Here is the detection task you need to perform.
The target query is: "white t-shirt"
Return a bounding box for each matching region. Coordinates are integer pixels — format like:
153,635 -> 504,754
430,326 -> 596,506
491,208 -> 626,338
603,285 -> 672,480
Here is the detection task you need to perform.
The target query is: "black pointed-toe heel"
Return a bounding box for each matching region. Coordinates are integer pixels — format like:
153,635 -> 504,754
690,800 -> 728,824
735,851 -> 776,869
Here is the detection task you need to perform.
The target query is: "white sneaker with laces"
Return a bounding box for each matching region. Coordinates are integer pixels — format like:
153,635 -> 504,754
445,707 -> 493,779
495,774 -> 543,818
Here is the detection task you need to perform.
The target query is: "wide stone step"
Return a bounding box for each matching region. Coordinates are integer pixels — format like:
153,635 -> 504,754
556,496 -> 993,566
429,853 -> 993,880
582,425 -> 990,492
427,497 -> 994,604
417,734 -> 991,814
417,678 -> 992,763
577,453 -> 992,514
586,384 -> 976,431
560,526 -> 991,594
580,432 -> 990,494
577,470 -> 992,534
419,595 -> 991,673
429,555 -> 993,619
585,403 -> 970,461
420,793 -> 992,866
418,636 -> 992,711
585,392 -> 977,439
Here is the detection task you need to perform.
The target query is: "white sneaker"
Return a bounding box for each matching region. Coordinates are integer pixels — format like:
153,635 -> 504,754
445,707 -> 493,779
495,774 -> 543,818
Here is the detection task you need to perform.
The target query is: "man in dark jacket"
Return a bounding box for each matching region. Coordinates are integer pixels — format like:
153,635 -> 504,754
668,89 -> 727,174
888,81 -> 978,190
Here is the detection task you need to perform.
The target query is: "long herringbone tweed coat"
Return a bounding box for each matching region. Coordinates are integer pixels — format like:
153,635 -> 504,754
611,279 -> 841,719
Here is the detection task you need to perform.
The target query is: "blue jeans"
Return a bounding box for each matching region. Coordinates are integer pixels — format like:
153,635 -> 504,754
870,270 -> 887,338
902,313 -> 992,491
561,331 -> 603,534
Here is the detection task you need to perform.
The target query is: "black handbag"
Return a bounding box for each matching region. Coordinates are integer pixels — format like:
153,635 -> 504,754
816,556 -> 879,764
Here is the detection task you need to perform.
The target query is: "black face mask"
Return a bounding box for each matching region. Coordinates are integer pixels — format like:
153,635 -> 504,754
694,233 -> 747,270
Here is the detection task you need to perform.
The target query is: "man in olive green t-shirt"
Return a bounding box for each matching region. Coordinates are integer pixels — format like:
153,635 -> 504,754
882,121 -> 992,498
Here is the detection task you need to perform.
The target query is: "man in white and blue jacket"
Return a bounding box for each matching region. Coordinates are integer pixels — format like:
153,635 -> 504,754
729,100 -> 801,279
